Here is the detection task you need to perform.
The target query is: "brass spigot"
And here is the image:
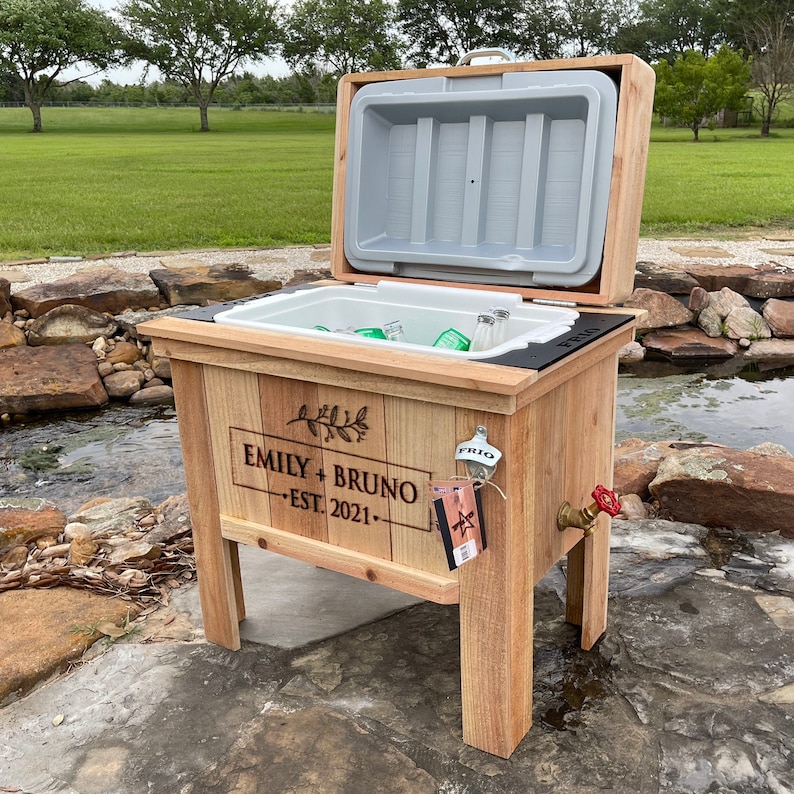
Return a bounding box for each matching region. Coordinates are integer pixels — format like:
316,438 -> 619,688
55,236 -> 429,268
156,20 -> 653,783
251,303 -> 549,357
557,486 -> 621,537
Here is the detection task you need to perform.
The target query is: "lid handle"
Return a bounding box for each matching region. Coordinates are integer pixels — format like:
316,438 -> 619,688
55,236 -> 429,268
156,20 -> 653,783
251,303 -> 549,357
456,48 -> 517,66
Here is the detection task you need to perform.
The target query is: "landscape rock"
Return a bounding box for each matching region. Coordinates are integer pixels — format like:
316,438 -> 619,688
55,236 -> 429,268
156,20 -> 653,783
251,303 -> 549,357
103,370 -> 145,398
687,285 -> 710,316
747,442 -> 792,457
0,322 -> 27,349
723,306 -> 771,340
0,344 -> 108,415
682,263 -> 794,297
706,286 -> 749,319
743,338 -> 794,364
671,245 -> 732,259
614,439 -> 724,500
742,270 -> 794,299
116,305 -> 193,339
641,328 -> 738,360
623,288 -> 693,331
11,267 -> 160,318
68,496 -> 152,538
0,278 -> 11,316
69,536 -> 99,566
615,493 -> 648,520
146,493 -> 192,545
0,500 -> 67,553
128,384 -> 175,406
284,268 -> 332,288
150,357 -> 172,379
762,298 -> 794,338
618,340 -> 645,363
632,262 -> 698,294
107,540 -> 161,565
649,447 -> 794,537
26,304 -> 118,346
148,263 -> 280,306
695,304 -> 724,338
685,263 -> 763,292
105,340 -> 142,365
0,588 -> 134,703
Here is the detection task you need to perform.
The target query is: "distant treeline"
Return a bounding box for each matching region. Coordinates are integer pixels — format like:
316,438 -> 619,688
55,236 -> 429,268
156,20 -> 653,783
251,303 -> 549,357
0,69 -> 339,107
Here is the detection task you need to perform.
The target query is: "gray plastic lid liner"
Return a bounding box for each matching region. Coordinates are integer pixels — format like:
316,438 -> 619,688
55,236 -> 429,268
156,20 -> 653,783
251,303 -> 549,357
344,69 -> 618,288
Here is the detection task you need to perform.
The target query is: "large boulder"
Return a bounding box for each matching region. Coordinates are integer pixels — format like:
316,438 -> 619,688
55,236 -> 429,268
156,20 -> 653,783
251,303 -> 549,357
26,304 -> 118,346
623,288 -> 693,331
11,267 -> 160,318
0,344 -> 108,415
614,439 -> 724,500
707,287 -> 749,320
723,306 -> 771,341
641,328 -> 738,360
148,263 -> 281,306
649,447 -> 794,538
762,298 -> 794,338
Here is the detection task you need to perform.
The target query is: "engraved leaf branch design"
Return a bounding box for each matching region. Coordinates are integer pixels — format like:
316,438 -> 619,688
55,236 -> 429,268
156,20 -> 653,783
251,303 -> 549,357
287,404 -> 368,442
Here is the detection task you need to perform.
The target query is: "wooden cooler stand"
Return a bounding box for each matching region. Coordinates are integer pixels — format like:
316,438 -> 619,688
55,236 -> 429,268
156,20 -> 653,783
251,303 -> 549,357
142,55 -> 655,759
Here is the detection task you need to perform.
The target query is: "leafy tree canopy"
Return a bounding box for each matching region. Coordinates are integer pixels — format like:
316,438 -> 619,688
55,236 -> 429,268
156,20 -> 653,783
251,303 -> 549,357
397,0 -> 525,67
653,45 -> 751,140
119,0 -> 279,130
283,0 -> 402,76
0,0 -> 123,130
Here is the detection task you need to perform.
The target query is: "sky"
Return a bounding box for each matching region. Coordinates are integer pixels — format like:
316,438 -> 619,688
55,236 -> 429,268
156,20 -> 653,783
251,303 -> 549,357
62,0 -> 292,85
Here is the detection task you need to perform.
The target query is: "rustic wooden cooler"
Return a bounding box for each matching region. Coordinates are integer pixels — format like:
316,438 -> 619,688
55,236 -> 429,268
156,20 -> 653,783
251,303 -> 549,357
141,54 -> 655,758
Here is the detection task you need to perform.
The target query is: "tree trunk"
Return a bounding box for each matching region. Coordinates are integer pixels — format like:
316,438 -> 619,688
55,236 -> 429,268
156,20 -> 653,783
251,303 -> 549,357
692,123 -> 700,142
761,116 -> 771,137
22,81 -> 43,133
199,103 -> 210,132
29,103 -> 43,133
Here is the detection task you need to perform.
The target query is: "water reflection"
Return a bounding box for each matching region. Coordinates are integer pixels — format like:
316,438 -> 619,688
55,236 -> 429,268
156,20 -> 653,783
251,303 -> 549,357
617,362 -> 794,451
0,405 -> 185,513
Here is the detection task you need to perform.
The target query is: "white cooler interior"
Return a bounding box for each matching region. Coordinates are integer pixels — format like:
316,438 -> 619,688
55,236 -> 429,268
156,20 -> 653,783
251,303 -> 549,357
213,281 -> 578,360
345,70 -> 618,289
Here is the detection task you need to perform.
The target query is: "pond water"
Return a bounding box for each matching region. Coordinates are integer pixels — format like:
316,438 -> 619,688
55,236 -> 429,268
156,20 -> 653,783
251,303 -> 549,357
617,361 -> 794,451
2,362 -> 793,513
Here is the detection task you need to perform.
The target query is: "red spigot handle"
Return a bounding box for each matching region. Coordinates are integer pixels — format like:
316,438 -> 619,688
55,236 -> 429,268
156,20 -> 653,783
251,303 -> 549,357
592,485 -> 621,517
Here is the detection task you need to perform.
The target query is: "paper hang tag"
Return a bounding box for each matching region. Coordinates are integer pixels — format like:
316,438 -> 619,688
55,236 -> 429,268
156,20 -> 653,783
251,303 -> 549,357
430,480 -> 487,570
454,425 -> 502,482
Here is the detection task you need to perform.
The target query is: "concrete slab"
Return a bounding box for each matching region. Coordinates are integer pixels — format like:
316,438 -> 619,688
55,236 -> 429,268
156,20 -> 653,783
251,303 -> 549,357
174,545 -> 423,649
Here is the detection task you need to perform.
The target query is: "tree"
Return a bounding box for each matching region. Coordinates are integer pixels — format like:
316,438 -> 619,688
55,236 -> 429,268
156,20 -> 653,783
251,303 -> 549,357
119,0 -> 280,131
721,0 -> 794,136
653,46 -> 751,140
397,0 -> 524,67
557,0 -> 636,57
632,0 -> 724,61
283,0 -> 402,76
0,0 -> 123,132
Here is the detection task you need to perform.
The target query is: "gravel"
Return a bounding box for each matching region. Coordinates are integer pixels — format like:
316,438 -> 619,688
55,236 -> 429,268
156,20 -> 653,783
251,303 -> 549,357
2,237 -> 794,295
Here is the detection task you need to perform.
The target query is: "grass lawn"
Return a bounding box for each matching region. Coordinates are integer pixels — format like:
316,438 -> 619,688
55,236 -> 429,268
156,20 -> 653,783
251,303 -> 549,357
643,124 -> 794,237
0,106 -> 337,258
0,105 -> 793,258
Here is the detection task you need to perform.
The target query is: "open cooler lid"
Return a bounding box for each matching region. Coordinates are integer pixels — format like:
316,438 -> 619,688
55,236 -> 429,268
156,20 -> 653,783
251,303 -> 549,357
331,55 -> 656,307
344,70 -> 617,290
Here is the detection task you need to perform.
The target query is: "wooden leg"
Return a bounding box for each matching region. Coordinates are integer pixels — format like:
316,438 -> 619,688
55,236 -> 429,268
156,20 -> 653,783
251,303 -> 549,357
170,359 -> 242,650
565,516 -> 610,650
459,561 -> 533,758
229,541 -> 246,623
565,538 -> 585,627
